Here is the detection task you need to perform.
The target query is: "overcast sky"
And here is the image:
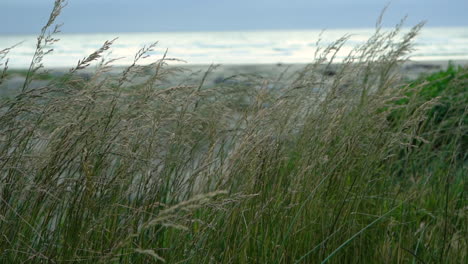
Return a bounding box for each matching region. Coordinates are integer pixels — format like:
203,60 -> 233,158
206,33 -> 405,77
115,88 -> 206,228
2,0 -> 468,34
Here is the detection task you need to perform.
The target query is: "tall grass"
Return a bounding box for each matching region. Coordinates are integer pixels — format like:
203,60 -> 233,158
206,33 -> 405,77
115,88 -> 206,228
0,1 -> 466,263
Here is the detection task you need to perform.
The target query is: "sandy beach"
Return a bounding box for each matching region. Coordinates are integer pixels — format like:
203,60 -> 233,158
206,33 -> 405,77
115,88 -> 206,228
1,60 -> 467,98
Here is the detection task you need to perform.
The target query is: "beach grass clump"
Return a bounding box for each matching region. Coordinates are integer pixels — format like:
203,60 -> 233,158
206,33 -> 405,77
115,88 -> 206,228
0,1 -> 466,263
388,64 -> 467,158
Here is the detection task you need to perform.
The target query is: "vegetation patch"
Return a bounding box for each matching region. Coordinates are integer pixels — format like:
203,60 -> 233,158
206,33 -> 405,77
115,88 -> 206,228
0,1 -> 466,263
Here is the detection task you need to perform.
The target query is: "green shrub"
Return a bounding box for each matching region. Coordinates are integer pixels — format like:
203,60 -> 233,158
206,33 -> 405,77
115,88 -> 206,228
388,65 -> 467,161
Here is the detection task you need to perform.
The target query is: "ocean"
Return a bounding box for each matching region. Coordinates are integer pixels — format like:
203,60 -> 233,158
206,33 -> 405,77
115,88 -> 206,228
1,27 -> 467,69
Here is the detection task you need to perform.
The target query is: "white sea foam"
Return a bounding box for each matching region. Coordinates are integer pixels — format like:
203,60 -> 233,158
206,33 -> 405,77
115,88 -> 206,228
1,27 -> 467,68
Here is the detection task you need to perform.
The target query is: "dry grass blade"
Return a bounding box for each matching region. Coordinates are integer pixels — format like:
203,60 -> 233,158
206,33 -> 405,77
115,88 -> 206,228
134,249 -> 166,262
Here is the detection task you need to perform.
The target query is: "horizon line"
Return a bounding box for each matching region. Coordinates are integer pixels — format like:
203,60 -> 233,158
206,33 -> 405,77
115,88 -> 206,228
1,25 -> 467,36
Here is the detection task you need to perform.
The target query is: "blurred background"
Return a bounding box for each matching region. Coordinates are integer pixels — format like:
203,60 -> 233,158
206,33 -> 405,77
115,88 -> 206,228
1,0 -> 468,67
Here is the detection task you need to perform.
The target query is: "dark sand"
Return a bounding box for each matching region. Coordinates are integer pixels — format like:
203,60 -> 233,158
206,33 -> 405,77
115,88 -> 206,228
1,60 -> 467,98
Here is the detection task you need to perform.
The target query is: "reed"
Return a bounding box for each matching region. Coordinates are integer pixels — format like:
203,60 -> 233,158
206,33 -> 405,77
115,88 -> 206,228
0,1 -> 466,263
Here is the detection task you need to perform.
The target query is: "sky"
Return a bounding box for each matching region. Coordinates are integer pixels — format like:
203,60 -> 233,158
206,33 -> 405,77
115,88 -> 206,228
1,0 -> 468,34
